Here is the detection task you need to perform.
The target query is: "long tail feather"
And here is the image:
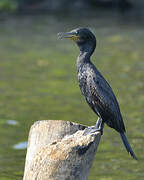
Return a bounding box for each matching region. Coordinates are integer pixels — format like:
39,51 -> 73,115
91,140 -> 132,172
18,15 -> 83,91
120,133 -> 137,160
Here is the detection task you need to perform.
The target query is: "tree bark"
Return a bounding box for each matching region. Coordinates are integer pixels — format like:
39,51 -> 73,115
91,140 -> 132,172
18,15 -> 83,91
23,120 -> 101,180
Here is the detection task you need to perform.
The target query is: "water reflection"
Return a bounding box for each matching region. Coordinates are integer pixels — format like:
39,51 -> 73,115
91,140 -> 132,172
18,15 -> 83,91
6,120 -> 18,125
13,142 -> 27,150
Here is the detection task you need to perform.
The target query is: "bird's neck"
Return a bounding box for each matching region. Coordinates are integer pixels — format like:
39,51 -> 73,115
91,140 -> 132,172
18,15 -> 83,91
77,51 -> 91,71
77,41 -> 95,64
79,51 -> 91,61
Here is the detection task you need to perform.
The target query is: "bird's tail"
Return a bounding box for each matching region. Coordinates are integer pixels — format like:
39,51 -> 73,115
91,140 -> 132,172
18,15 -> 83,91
120,133 -> 137,160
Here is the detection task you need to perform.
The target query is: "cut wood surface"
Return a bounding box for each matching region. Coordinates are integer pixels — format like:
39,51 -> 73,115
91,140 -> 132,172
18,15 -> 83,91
23,120 -> 101,180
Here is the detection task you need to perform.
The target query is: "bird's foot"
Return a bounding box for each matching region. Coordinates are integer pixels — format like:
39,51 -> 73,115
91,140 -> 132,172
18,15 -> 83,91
83,125 -> 103,136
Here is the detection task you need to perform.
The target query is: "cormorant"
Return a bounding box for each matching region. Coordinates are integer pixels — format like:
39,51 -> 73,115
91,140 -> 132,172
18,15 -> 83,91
58,28 -> 137,160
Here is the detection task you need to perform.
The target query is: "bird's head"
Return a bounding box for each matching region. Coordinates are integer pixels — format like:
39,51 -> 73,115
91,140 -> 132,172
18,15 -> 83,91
58,28 -> 96,55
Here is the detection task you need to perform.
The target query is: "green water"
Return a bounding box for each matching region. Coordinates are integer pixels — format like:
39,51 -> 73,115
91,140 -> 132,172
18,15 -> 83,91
0,13 -> 144,179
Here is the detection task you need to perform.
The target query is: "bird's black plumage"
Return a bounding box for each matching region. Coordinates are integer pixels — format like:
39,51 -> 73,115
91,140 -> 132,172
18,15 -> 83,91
58,28 -> 137,159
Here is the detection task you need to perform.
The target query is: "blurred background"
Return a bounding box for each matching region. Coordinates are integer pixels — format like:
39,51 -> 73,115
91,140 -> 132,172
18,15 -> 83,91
0,0 -> 144,179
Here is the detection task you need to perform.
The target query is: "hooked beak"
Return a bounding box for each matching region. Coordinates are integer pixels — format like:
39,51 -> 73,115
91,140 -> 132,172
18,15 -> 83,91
57,32 -> 80,41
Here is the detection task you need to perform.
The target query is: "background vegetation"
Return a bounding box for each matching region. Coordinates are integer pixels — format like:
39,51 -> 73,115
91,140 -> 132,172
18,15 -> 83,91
0,0 -> 18,12
0,0 -> 132,13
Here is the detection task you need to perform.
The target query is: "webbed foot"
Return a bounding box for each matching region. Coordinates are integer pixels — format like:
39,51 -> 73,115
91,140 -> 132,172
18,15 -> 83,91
83,126 -> 103,136
83,117 -> 104,136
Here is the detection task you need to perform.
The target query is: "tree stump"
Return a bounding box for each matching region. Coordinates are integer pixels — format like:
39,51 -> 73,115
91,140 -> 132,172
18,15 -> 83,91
23,120 -> 101,180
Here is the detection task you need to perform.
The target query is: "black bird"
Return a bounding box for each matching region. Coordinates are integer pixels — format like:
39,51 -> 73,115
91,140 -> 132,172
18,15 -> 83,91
58,28 -> 137,160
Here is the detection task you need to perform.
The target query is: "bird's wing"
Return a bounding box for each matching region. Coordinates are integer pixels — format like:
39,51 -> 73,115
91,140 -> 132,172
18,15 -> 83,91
89,72 -> 125,132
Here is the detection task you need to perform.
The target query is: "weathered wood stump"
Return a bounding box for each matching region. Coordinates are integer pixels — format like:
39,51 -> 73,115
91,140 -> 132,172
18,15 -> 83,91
23,120 -> 101,180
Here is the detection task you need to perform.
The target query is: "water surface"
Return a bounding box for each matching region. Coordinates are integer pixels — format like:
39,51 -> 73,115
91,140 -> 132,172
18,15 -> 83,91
0,12 -> 144,179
